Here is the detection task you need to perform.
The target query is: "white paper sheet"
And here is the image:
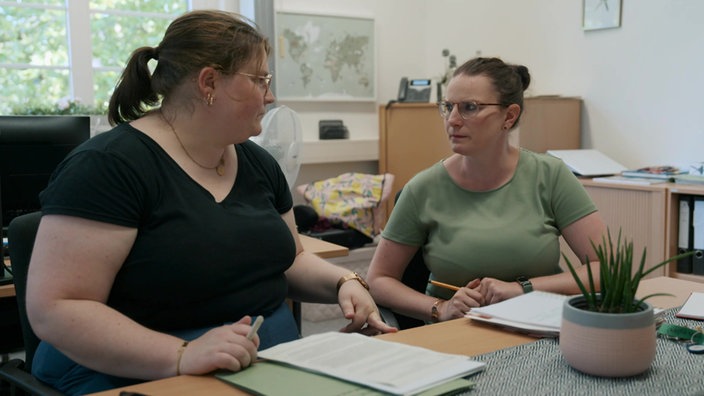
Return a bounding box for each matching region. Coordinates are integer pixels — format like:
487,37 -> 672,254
258,332 -> 485,395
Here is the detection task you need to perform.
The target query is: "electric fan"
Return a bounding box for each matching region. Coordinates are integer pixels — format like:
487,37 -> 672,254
250,105 -> 302,188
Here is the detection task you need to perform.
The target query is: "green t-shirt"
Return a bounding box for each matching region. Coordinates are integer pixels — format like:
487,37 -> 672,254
382,149 -> 597,299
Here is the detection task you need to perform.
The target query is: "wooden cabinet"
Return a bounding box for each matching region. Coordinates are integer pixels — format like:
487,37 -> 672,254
559,180 -> 704,283
378,103 -> 452,220
518,96 -> 581,153
560,180 -> 669,279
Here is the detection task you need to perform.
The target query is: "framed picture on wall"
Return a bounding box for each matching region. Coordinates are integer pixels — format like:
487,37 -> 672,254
582,0 -> 622,31
274,11 -> 375,101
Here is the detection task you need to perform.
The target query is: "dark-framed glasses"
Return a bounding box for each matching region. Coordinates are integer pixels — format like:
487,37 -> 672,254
237,72 -> 273,93
438,100 -> 503,119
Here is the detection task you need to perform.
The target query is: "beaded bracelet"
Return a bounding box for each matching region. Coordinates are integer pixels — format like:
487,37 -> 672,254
431,299 -> 442,323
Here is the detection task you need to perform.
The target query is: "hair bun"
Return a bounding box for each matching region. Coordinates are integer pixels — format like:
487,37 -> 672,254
514,65 -> 531,90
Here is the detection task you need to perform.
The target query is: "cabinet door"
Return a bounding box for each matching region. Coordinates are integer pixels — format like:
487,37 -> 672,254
560,181 -> 668,278
379,104 -> 452,220
518,97 -> 581,153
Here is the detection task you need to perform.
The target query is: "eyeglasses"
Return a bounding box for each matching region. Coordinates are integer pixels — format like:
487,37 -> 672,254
236,72 -> 273,94
438,100 -> 503,119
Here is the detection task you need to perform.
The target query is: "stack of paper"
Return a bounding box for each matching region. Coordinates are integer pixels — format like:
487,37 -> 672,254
546,149 -> 627,177
466,291 -> 666,337
466,291 -> 569,337
218,332 -> 485,395
621,166 -> 687,180
676,292 -> 704,320
592,175 -> 667,186
673,174 -> 704,185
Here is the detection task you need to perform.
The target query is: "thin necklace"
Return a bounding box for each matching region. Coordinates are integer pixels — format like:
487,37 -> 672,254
161,113 -> 226,176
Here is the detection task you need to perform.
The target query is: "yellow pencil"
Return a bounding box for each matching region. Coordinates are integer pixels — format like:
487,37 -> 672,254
429,280 -> 461,291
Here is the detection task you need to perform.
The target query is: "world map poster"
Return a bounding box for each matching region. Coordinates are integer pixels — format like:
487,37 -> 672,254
275,12 -> 375,101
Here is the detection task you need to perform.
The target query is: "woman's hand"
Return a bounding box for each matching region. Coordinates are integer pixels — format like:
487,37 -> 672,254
177,316 -> 260,375
437,278 -> 485,321
476,277 -> 523,305
337,281 -> 398,335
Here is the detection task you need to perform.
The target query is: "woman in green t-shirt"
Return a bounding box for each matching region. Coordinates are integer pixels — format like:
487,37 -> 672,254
367,57 -> 606,324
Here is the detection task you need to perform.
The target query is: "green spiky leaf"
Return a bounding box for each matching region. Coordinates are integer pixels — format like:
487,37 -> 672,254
563,228 -> 693,313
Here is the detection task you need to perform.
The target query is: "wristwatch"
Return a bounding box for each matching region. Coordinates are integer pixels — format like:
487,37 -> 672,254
337,272 -> 370,292
516,276 -> 533,293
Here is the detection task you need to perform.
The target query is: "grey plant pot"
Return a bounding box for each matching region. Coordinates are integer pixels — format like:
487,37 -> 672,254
559,294 -> 656,377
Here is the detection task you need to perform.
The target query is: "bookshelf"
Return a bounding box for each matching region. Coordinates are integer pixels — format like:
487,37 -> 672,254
665,184 -> 704,282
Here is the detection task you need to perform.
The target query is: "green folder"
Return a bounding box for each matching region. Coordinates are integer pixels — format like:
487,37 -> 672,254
216,360 -> 475,396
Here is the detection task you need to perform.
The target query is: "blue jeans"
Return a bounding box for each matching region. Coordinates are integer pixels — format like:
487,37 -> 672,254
32,302 -> 300,395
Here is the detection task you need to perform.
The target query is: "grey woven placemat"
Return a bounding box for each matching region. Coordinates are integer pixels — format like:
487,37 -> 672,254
459,308 -> 704,395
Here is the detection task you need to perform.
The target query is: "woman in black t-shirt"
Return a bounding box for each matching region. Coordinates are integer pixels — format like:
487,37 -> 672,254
26,10 -> 396,395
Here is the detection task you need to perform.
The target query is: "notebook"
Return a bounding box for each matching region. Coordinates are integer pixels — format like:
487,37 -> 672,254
547,149 -> 628,177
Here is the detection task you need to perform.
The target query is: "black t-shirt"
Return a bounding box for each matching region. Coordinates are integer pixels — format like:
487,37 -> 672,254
39,124 -> 294,331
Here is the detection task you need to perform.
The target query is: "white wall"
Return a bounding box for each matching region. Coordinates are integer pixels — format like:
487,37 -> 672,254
274,0 -> 429,142
275,0 -> 704,170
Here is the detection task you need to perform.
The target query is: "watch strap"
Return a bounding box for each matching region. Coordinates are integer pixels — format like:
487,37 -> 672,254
516,276 -> 533,293
336,272 -> 369,292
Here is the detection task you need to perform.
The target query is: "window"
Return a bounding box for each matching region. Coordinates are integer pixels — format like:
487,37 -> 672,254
90,1 -> 188,108
0,0 -> 188,114
0,1 -> 71,114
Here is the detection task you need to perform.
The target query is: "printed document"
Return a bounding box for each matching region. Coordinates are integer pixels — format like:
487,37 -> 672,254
466,291 -> 665,337
466,291 -> 570,337
254,332 -> 485,395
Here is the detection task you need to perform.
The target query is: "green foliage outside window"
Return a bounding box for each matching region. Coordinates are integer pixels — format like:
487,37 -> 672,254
0,6 -> 69,66
10,98 -> 107,116
0,1 -> 187,115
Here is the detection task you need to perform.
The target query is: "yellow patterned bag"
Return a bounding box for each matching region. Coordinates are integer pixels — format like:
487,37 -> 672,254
298,173 -> 394,238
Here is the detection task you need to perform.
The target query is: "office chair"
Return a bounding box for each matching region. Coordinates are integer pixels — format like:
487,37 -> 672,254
377,189 -> 430,330
0,211 -> 63,396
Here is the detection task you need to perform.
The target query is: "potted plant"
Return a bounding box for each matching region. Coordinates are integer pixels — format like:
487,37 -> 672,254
559,229 -> 690,377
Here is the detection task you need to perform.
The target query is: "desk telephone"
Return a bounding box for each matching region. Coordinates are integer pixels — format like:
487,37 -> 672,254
397,77 -> 436,103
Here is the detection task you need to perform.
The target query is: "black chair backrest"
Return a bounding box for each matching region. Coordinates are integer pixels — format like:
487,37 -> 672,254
391,189 -> 430,330
7,211 -> 42,372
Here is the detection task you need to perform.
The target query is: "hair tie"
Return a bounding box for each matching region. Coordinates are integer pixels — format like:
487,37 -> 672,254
152,47 -> 160,61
